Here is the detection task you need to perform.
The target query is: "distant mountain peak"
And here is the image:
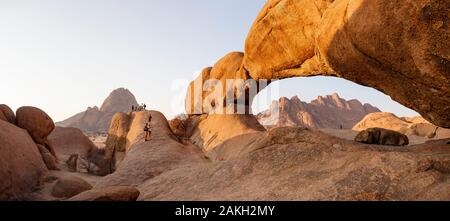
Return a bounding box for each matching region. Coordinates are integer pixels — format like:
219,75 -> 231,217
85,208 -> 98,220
331,92 -> 340,97
257,93 -> 381,129
56,88 -> 140,132
100,88 -> 138,113
87,106 -> 99,111
291,95 -> 301,100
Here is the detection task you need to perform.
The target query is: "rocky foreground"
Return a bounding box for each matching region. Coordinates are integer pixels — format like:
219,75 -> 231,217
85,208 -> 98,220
71,112 -> 450,200
114,113 -> 450,201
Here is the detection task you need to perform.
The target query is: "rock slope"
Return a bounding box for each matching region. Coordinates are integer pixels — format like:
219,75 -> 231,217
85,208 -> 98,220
138,127 -> 450,201
93,111 -> 206,188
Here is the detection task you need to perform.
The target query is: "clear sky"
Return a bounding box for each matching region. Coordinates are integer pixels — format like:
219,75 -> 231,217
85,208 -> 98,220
0,0 -> 418,121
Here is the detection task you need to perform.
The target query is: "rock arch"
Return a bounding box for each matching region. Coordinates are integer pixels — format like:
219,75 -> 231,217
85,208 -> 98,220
186,0 -> 449,128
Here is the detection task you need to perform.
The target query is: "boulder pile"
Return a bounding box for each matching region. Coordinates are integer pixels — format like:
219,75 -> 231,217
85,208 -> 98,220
0,105 -> 57,200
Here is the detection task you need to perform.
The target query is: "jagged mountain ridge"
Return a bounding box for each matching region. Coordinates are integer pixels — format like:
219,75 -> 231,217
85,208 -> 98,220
257,93 -> 381,129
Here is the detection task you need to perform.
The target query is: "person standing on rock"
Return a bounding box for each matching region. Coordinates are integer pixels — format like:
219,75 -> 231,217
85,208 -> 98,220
144,114 -> 153,141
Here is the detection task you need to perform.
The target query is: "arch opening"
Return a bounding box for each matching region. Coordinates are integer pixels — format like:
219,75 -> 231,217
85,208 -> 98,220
250,76 -> 450,145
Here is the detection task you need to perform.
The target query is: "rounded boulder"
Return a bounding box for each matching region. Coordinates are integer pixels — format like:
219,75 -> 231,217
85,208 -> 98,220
16,106 -> 55,145
0,104 -> 16,124
51,176 -> 93,198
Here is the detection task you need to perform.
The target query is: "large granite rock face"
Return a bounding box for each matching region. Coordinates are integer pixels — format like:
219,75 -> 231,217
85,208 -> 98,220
185,52 -> 262,115
48,126 -> 97,158
243,0 -> 336,79
105,113 -> 131,153
0,120 -> 48,200
257,93 -> 380,129
90,111 -> 154,177
48,126 -> 100,173
94,111 -> 206,188
189,114 -> 266,151
315,0 -> 450,128
138,127 -> 450,201
56,88 -> 139,132
187,0 -> 449,128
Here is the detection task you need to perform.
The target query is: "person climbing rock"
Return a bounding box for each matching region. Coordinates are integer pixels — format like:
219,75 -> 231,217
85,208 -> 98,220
144,114 -> 153,141
144,123 -> 151,141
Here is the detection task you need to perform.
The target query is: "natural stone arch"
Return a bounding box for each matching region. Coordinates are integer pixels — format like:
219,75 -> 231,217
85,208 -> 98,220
186,0 -> 449,128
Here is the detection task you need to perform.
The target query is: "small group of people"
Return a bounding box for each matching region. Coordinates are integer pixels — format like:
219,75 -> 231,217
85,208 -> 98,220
132,103 -> 147,112
144,114 -> 152,141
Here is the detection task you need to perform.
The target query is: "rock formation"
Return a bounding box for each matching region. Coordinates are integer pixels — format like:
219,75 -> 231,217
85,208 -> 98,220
69,186 -> 140,201
187,0 -> 450,128
136,127 -> 450,200
36,144 -> 60,170
94,111 -> 206,188
185,51 -> 274,115
355,128 -> 410,146
87,146 -> 116,176
124,111 -> 154,152
402,116 -> 430,125
170,0 -> 450,201
169,0 -> 449,200
15,106 -> 58,170
354,112 -> 450,140
48,126 -> 101,173
354,112 -> 412,133
0,111 -> 7,122
51,176 -> 93,198
47,125 -> 123,176
168,115 -> 189,140
409,123 -> 439,138
105,112 -> 131,152
85,111 -> 160,177
0,104 -> 16,124
104,111 -> 150,154
66,154 -> 79,172
257,93 -> 380,129
189,114 -> 266,151
2,0 -> 450,202
0,120 -> 48,200
16,106 -> 56,147
49,127 -> 97,157
56,88 -> 139,132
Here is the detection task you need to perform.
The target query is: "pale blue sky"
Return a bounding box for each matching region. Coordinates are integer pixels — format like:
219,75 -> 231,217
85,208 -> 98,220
0,0 -> 417,121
